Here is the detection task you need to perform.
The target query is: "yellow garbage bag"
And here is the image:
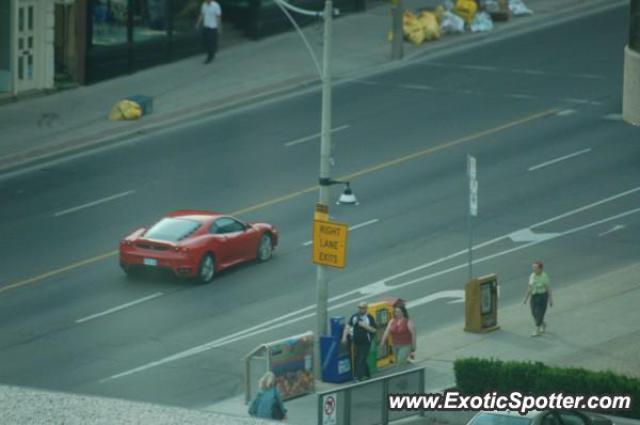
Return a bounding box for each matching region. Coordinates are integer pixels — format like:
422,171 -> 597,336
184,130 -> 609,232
403,10 -> 418,32
108,100 -> 143,121
454,0 -> 477,24
406,27 -> 426,45
417,11 -> 441,41
403,11 -> 426,46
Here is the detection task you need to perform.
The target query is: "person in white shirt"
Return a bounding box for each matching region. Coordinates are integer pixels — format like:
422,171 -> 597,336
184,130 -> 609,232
195,0 -> 222,64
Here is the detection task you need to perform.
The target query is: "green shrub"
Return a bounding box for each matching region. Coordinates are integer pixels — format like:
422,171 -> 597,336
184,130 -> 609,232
453,358 -> 640,419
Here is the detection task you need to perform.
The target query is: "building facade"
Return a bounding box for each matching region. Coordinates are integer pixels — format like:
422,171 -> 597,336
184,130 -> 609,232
0,0 -> 56,96
0,0 -> 365,92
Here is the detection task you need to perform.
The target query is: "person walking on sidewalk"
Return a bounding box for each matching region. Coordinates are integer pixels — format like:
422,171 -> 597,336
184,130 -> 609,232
195,0 -> 222,64
522,261 -> 553,337
379,305 -> 416,369
342,302 -> 377,381
248,371 -> 287,420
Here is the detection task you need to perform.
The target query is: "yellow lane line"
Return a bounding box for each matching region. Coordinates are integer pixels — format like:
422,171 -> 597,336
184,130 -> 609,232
0,108 -> 557,294
339,108 -> 557,181
0,251 -> 118,294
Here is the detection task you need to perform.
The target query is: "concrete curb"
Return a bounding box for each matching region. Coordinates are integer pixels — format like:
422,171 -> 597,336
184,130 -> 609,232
0,75 -> 320,177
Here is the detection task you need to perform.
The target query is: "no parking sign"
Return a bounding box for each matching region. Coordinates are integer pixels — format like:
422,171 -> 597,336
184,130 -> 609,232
322,393 -> 337,425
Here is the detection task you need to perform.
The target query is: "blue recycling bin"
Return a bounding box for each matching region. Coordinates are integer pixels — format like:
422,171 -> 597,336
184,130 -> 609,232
320,317 -> 353,383
330,316 -> 345,338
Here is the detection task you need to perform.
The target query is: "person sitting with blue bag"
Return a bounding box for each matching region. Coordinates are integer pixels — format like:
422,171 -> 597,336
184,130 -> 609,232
248,371 -> 287,420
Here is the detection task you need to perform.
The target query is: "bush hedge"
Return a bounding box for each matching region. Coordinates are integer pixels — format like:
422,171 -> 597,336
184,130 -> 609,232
453,358 -> 640,419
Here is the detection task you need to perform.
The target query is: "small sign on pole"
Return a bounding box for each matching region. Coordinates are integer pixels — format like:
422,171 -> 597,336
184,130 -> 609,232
467,155 -> 478,280
467,155 -> 476,179
469,178 -> 478,217
468,155 -> 478,217
315,203 -> 329,221
322,393 -> 337,425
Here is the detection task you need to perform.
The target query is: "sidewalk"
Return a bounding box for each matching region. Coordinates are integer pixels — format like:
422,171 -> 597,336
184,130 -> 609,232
203,261 -> 640,424
0,0 -> 623,174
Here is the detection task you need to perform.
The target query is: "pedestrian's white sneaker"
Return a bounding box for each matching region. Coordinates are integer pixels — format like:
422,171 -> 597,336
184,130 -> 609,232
531,328 -> 541,337
540,322 -> 546,334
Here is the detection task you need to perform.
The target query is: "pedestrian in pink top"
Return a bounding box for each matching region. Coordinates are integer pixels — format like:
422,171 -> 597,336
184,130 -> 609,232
379,305 -> 416,369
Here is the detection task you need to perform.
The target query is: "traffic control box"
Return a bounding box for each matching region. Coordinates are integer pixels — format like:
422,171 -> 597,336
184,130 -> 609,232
464,274 -> 500,333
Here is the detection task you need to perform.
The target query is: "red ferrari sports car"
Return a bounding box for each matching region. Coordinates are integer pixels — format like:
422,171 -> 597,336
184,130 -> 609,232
119,210 -> 278,283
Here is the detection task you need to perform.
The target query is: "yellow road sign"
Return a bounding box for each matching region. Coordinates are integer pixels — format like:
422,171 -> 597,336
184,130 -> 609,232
312,220 -> 348,268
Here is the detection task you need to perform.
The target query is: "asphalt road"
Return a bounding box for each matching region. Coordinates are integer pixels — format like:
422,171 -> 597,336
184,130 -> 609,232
0,3 -> 638,410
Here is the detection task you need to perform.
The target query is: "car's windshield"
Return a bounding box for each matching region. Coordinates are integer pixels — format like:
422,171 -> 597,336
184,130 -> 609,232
470,413 -> 532,425
145,218 -> 201,242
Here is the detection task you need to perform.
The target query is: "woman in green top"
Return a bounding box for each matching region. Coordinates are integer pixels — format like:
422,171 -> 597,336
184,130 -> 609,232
522,261 -> 553,337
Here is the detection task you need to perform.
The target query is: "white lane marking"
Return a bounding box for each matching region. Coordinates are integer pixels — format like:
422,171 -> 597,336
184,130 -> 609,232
54,190 -> 135,217
508,229 -> 560,243
406,290 -> 464,308
556,109 -> 577,116
604,113 -> 623,121
531,187 -> 640,228
302,219 -> 379,246
349,218 -> 379,231
505,94 -> 538,100
520,69 -> 545,75
598,224 -> 626,237
462,65 -> 497,71
574,74 -> 606,80
101,206 -> 640,383
562,98 -> 603,106
76,292 -> 164,324
418,63 -> 605,80
284,125 -> 350,147
528,148 -> 592,172
398,84 -> 433,90
356,187 -> 640,287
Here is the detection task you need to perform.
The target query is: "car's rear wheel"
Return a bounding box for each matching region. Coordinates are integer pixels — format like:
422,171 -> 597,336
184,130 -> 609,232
257,234 -> 273,262
198,253 -> 215,283
121,263 -> 139,278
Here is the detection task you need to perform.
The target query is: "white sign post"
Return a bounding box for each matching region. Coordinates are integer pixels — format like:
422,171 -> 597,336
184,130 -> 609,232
322,393 -> 337,425
467,155 -> 478,280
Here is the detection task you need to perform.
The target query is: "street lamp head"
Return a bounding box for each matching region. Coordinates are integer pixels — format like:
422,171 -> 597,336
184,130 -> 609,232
337,182 -> 358,206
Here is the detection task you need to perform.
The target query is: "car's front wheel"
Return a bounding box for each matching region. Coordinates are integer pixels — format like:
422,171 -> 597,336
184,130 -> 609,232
198,253 -> 216,283
257,234 -> 273,262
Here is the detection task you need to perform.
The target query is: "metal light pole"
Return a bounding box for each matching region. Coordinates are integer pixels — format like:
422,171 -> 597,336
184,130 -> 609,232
314,0 -> 333,381
271,0 -> 337,381
391,0 -> 404,60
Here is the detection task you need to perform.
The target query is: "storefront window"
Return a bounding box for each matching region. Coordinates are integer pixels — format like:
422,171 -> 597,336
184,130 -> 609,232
91,0 -> 129,46
91,0 -> 171,46
172,0 -> 202,34
0,0 -> 10,92
132,0 -> 169,42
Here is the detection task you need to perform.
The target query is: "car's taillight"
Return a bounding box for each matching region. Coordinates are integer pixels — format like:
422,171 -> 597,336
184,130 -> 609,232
121,240 -> 133,246
174,246 -> 190,253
